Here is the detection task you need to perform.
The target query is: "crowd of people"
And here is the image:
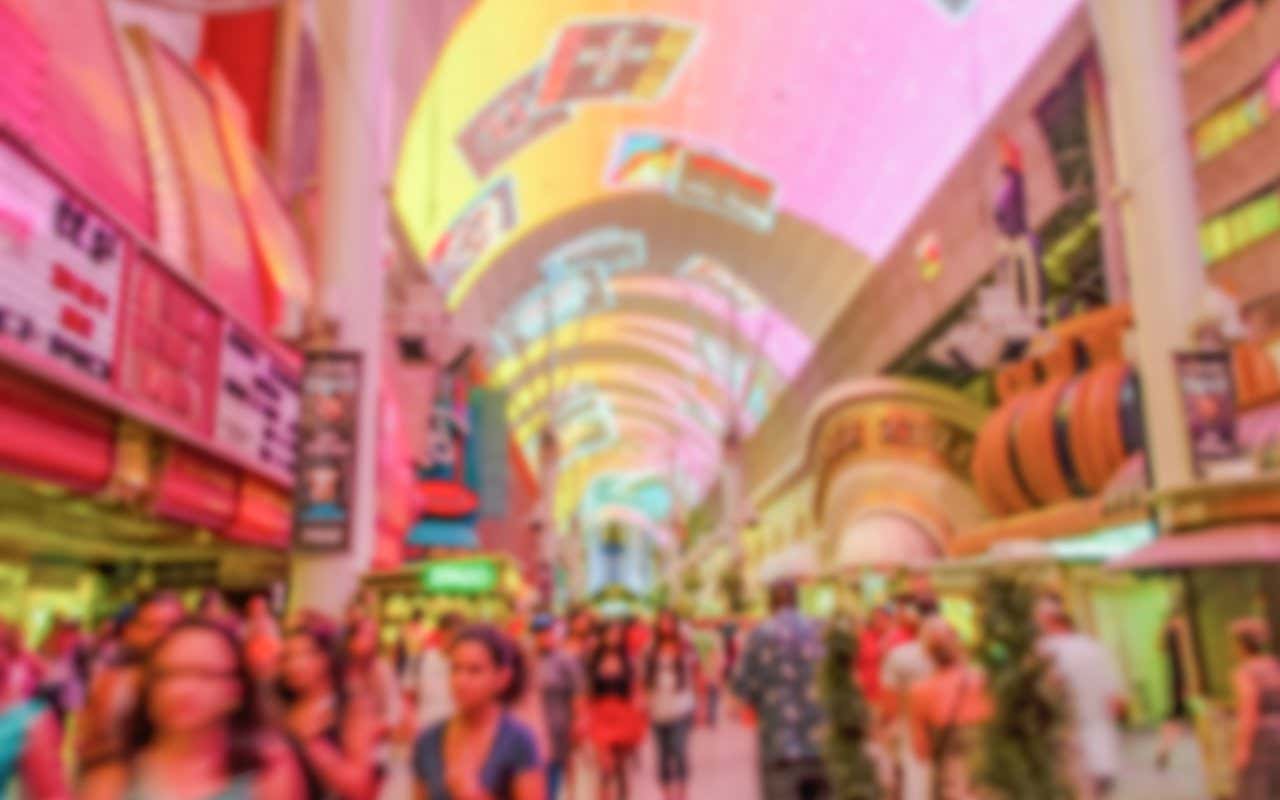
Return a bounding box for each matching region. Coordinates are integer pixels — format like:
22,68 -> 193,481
0,580 -> 1278,799
0,589 -> 741,799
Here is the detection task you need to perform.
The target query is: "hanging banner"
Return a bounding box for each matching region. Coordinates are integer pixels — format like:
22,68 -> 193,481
294,351 -> 362,550
1175,350 -> 1240,476
470,387 -> 510,518
408,364 -> 481,549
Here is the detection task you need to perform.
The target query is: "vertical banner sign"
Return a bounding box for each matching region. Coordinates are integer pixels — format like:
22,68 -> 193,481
294,351 -> 362,550
1175,351 -> 1239,476
470,388 -> 510,518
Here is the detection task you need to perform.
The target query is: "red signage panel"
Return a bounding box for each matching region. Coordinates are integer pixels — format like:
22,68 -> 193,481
117,252 -> 222,435
0,366 -> 114,491
152,442 -> 238,530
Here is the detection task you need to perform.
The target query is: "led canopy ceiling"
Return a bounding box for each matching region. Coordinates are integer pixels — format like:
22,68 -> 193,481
394,0 -> 1083,533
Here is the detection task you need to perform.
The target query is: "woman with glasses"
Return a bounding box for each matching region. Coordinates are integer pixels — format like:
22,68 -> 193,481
79,618 -> 302,799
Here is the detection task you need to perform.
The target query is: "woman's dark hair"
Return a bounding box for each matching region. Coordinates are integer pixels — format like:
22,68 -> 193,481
450,624 -> 526,706
587,623 -> 634,692
646,610 -> 689,690
124,619 -> 265,776
343,616 -> 379,666
278,617 -> 349,711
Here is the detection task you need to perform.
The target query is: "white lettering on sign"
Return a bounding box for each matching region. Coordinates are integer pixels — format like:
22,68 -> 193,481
215,321 -> 301,482
0,145 -> 125,382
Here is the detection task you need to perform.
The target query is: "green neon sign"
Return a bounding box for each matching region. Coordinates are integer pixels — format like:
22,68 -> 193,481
422,558 -> 500,595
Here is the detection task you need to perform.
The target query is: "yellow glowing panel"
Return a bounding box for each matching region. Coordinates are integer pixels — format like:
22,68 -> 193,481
491,313 -> 702,387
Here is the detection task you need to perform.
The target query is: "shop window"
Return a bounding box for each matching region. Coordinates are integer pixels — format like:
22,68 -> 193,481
1192,62 -> 1280,161
1180,0 -> 1260,68
1200,186 -> 1280,263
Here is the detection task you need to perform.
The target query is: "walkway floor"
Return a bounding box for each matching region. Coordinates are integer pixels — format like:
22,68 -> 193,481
631,719 -> 759,799
385,719 -> 1210,799
629,721 -> 1210,800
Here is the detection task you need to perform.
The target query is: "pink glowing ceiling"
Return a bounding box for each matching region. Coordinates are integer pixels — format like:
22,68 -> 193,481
392,0 -> 1084,524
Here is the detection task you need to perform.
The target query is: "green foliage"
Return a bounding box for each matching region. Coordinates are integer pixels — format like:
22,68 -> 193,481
681,569 -> 703,597
818,619 -> 882,800
975,575 -> 1072,800
718,561 -> 747,614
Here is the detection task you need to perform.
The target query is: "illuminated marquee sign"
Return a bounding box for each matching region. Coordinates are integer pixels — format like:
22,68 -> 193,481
117,253 -> 222,434
422,557 -> 501,595
536,18 -> 698,108
216,322 -> 301,482
0,144 -> 125,383
607,132 -> 777,232
427,179 -> 518,292
458,67 -> 572,179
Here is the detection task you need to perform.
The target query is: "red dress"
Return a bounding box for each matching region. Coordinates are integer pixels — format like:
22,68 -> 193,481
586,649 -> 646,751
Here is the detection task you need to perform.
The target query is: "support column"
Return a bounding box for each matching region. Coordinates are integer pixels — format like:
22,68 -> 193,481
290,0 -> 389,616
1087,0 -> 1205,494
1082,56 -> 1129,303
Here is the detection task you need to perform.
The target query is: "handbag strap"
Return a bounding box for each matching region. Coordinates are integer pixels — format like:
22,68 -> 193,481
930,671 -> 971,767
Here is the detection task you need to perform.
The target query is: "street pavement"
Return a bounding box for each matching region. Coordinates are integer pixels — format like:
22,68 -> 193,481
630,722 -> 1211,800
384,718 -> 1211,799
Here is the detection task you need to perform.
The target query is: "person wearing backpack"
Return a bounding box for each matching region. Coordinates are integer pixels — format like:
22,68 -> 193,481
908,619 -> 991,800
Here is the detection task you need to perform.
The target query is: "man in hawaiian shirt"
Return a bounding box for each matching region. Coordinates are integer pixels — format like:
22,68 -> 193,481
732,580 -> 828,799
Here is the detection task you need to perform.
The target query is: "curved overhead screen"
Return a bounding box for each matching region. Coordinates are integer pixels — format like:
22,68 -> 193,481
393,0 -> 1083,531
395,0 -> 1081,306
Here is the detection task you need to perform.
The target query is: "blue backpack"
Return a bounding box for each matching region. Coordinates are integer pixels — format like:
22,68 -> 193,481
0,700 -> 43,794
